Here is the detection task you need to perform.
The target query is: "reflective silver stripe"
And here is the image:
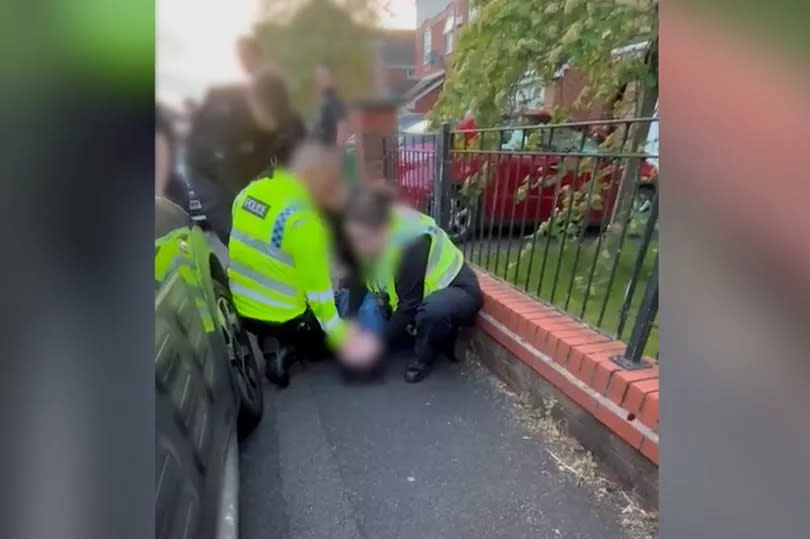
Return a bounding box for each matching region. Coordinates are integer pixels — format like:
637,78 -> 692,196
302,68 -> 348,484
229,283 -> 297,310
306,289 -> 335,303
426,231 -> 443,274
155,272 -> 181,307
229,261 -> 298,297
437,256 -> 464,289
163,258 -> 195,279
230,230 -> 295,267
321,314 -> 341,331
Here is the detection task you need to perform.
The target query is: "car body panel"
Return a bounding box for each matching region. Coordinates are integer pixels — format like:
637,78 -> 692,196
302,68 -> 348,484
155,197 -> 239,539
395,133 -> 656,227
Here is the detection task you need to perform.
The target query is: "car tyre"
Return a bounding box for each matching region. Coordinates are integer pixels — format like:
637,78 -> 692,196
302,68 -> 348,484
212,279 -> 263,438
447,193 -> 475,244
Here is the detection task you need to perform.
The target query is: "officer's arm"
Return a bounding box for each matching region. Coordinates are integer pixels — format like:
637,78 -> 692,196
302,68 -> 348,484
385,234 -> 430,345
288,214 -> 348,350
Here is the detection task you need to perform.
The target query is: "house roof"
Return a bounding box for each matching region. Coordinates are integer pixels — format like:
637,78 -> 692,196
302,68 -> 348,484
402,71 -> 445,110
404,70 -> 445,101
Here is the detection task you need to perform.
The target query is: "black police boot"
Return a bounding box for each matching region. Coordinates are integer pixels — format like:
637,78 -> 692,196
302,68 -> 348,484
263,339 -> 295,388
404,357 -> 432,383
440,329 -> 459,363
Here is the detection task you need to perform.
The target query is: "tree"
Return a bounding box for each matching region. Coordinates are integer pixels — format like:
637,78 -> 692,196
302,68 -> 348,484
254,0 -> 380,115
435,0 -> 659,302
431,0 -> 658,127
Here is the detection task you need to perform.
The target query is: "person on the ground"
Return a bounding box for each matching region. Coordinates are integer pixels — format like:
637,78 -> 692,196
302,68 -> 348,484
343,184 -> 484,383
228,141 -> 380,387
311,63 -> 348,147
183,36 -> 305,244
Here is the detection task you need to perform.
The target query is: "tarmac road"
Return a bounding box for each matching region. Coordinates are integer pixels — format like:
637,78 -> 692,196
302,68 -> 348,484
238,356 -> 627,539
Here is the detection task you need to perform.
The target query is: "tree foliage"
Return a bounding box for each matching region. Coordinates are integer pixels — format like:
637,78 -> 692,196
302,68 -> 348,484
431,0 -> 658,127
254,0 -> 379,115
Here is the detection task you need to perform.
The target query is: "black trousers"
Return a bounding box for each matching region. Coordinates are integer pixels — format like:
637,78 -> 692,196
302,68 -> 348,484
241,310 -> 330,364
413,263 -> 484,364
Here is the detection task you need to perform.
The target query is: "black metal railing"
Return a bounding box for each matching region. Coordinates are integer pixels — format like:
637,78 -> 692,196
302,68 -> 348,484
380,118 -> 659,366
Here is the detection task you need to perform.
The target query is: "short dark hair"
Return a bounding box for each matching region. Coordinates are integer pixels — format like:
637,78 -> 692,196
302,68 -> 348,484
345,183 -> 396,228
252,67 -> 294,124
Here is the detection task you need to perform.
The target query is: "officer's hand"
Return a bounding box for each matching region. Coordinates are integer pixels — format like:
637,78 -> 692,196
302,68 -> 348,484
339,325 -> 381,369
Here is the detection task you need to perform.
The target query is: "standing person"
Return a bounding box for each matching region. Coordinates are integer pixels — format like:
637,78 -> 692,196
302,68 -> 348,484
228,142 -> 380,387
456,109 -> 478,146
155,104 -> 189,210
309,64 -> 367,316
343,185 -> 484,383
184,35 -> 302,244
311,63 -> 348,147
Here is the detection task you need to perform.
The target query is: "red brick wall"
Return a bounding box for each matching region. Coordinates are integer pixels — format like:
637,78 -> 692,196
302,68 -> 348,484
415,0 -> 470,79
412,83 -> 443,113
387,67 -> 410,81
474,271 -> 659,466
543,69 -> 612,121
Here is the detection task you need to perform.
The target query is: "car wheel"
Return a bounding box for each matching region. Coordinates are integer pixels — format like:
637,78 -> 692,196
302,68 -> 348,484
212,279 -> 263,438
447,194 -> 474,244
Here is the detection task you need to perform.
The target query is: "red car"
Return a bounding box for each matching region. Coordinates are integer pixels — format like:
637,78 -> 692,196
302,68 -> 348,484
393,128 -> 657,242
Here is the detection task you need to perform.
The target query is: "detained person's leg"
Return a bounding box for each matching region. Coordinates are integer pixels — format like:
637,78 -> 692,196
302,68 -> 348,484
408,265 -> 483,383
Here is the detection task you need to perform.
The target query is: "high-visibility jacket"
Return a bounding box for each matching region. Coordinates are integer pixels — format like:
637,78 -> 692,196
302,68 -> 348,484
155,226 -> 216,333
227,170 -> 348,349
370,206 -> 464,310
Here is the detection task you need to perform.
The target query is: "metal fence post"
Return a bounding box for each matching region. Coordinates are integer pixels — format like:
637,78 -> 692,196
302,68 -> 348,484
612,256 -> 658,369
433,122 -> 452,229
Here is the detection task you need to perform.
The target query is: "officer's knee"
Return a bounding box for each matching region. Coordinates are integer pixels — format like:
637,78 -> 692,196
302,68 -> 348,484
471,287 -> 484,313
414,300 -> 447,330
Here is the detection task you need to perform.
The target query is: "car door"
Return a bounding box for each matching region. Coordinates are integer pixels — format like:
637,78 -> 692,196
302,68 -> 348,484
155,198 -> 238,539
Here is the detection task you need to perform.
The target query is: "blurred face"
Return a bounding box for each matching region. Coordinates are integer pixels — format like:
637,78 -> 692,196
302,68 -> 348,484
315,66 -> 332,91
155,132 -> 171,196
345,221 -> 388,261
237,37 -> 263,76
303,155 -> 347,213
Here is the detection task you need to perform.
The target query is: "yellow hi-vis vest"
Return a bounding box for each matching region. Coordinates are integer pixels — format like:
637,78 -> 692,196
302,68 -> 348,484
227,170 -> 347,348
371,206 -> 464,310
155,226 -> 216,333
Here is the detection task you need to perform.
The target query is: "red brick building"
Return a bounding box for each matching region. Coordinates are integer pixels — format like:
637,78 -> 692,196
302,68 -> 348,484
399,0 -> 474,113
372,29 -> 419,100
402,0 -> 621,121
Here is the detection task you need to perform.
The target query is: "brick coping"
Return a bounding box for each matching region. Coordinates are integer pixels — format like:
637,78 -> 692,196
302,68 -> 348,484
474,270 -> 659,465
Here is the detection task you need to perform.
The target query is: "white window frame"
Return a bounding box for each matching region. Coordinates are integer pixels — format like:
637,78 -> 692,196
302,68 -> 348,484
443,14 -> 455,54
423,29 -> 431,64
469,3 -> 479,22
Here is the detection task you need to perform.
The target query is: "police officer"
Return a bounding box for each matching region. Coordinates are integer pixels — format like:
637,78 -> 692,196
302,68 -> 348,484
343,185 -> 484,383
228,142 -> 379,387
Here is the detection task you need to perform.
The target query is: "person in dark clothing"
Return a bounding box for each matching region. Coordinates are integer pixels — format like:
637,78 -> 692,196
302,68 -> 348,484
156,105 -> 190,210
311,64 -> 347,147
343,184 -> 484,382
183,39 -> 308,244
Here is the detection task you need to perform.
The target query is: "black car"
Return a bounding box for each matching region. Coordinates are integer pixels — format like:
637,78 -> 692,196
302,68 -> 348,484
155,197 -> 263,539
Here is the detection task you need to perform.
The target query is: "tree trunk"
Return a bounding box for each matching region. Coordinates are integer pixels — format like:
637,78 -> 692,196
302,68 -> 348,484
607,34 -> 658,228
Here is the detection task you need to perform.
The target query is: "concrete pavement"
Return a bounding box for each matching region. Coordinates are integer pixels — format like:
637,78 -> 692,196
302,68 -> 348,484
239,355 -> 628,538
